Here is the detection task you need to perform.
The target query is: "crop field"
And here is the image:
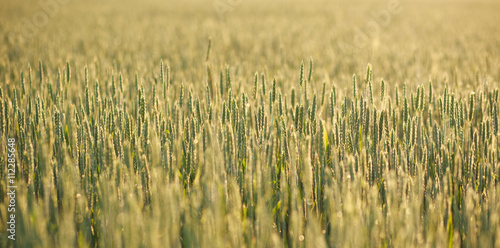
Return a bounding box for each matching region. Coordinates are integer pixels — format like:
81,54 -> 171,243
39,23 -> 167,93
0,0 -> 500,247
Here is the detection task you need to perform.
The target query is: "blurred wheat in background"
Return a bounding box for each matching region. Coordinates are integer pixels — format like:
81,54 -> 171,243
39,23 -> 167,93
0,0 -> 499,247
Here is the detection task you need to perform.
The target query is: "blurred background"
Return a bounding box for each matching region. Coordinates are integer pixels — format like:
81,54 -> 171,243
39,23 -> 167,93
1,0 -> 499,91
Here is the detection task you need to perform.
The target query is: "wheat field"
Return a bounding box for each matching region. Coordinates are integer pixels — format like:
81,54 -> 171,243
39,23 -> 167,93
1,0 -> 500,247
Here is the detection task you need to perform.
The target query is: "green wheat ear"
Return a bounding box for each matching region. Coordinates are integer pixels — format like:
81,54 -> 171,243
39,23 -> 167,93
308,57 -> 313,83
206,64 -> 214,99
261,73 -> 266,97
111,73 -> 116,98
493,104 -> 498,135
38,60 -> 43,85
469,92 -> 475,121
28,65 -> 32,87
419,85 -> 425,111
332,84 -> 337,106
368,79 -> 373,106
321,81 -> 326,105
84,66 -> 88,86
380,78 -> 385,103
346,130 -> 353,153
160,60 -> 164,85
395,86 -> 399,106
329,90 -> 334,122
66,61 -> 71,84
119,73 -> 123,93
219,70 -> 224,97
85,82 -> 90,116
205,38 -> 212,62
311,94 -> 317,121
429,81 -> 433,103
253,72 -> 258,99
20,70 -> 25,95
299,61 -> 304,87
365,63 -> 371,84
179,83 -> 184,108
278,92 -> 283,116
225,65 -> 231,92
352,74 -> 357,99
271,77 -> 277,103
